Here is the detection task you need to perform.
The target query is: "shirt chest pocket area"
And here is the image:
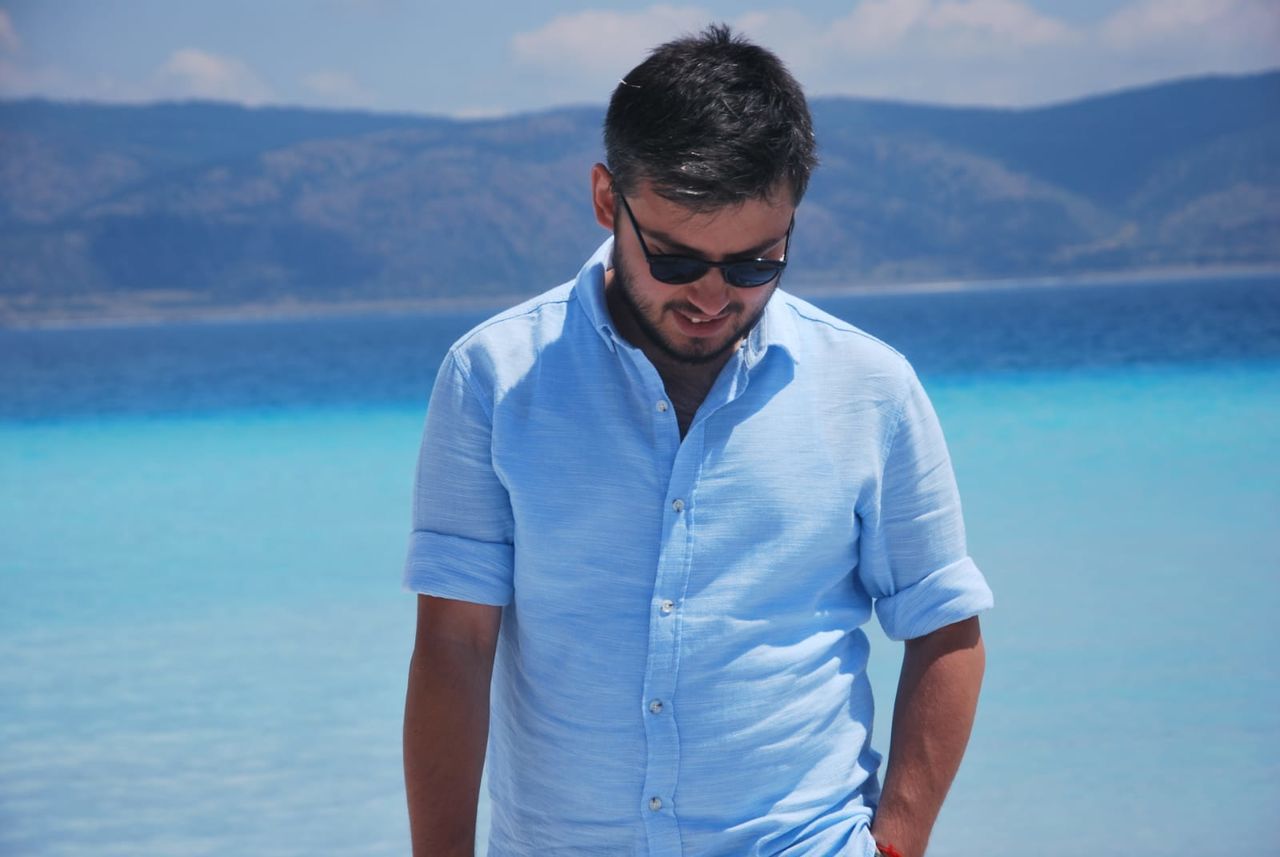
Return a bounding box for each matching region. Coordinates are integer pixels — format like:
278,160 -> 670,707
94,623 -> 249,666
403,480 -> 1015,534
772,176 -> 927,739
490,396 -> 667,576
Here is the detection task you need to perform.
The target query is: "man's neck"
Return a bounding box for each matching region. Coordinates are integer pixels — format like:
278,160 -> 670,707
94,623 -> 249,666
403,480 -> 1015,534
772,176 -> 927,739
604,271 -> 737,435
649,348 -> 732,437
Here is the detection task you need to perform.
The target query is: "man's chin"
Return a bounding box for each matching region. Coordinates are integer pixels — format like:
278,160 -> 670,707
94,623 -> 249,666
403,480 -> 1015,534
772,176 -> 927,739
658,333 -> 739,365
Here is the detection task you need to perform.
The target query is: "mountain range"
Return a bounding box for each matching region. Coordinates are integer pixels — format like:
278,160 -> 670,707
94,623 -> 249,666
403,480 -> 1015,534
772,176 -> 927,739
1,69 -> 1277,324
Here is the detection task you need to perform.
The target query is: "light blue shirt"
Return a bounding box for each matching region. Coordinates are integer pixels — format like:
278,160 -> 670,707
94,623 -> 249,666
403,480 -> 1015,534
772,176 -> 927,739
404,237 -> 993,856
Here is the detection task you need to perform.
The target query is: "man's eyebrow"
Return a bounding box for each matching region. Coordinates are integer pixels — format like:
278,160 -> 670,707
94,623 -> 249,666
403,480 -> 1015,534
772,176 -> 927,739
646,226 -> 788,260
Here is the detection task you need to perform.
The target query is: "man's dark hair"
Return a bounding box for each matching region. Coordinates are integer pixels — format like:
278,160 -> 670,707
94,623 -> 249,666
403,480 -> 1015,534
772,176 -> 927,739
603,23 -> 817,210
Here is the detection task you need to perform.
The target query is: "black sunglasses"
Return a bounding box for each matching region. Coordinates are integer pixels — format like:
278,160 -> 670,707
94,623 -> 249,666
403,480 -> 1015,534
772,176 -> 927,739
617,194 -> 793,288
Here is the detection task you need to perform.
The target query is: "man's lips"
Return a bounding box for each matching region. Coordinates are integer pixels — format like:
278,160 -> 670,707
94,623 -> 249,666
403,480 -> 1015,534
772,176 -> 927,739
671,308 -> 732,337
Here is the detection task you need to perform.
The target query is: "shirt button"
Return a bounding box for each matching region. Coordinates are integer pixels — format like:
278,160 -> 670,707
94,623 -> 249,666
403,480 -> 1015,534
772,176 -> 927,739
649,699 -> 664,714
649,796 -> 663,811
671,498 -> 685,512
660,599 -> 674,614
656,400 -> 669,412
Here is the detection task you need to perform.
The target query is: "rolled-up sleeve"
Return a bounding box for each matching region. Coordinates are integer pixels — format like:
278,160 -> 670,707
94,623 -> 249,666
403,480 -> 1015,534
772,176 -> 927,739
402,349 -> 514,606
857,365 -> 992,641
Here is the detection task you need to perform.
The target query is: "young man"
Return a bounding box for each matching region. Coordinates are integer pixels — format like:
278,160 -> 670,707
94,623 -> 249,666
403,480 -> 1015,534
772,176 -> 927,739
403,24 -> 992,857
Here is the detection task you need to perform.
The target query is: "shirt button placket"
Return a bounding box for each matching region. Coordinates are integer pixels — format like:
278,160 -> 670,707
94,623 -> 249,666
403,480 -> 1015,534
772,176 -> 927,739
643,440 -> 691,851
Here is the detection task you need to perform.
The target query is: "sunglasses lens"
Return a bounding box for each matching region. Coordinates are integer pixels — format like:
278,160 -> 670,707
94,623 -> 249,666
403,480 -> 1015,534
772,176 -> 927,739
726,262 -> 784,288
648,255 -> 785,287
649,257 -> 710,285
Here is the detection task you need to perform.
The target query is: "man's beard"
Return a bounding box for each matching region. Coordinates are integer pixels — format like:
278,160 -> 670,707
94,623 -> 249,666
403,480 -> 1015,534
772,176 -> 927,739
611,246 -> 775,366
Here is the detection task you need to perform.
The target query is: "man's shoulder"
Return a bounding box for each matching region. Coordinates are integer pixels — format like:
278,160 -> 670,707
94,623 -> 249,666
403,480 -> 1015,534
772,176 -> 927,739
771,290 -> 912,375
448,283 -> 573,360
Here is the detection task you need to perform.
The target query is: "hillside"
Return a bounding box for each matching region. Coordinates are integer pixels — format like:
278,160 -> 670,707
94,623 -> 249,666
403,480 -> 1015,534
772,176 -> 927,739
1,71 -> 1277,324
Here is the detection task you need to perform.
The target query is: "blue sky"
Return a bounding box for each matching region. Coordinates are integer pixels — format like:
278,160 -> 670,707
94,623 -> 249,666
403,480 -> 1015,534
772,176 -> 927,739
1,1 -> 1276,116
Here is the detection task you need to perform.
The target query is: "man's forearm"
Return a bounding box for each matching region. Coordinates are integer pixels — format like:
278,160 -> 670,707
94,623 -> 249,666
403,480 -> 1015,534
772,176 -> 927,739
403,636 -> 495,857
870,616 -> 986,857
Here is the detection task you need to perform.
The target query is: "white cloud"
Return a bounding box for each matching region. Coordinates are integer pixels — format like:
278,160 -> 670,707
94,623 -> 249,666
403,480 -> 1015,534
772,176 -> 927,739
0,8 -> 19,53
301,70 -> 371,105
3,2 -> 1278,114
927,0 -> 1074,47
1101,0 -> 1279,49
507,0 -> 1278,109
808,0 -> 1079,62
509,1 -> 1081,104
752,0 -> 1275,105
153,48 -> 272,104
0,57 -> 135,102
511,4 -> 711,76
326,0 -> 404,9
1,46 -> 275,106
827,0 -> 933,53
450,105 -> 512,120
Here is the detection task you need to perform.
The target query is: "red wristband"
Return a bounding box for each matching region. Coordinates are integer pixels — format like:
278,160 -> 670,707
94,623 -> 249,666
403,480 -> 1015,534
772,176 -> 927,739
875,843 -> 905,857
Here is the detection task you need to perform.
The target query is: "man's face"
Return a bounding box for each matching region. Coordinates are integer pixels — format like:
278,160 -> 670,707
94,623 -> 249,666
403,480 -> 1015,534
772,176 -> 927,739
598,174 -> 795,367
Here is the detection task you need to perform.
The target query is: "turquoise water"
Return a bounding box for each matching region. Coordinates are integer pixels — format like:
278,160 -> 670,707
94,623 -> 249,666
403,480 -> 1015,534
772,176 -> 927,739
1,408 -> 418,856
914,366 -> 1280,855
2,279 -> 1279,855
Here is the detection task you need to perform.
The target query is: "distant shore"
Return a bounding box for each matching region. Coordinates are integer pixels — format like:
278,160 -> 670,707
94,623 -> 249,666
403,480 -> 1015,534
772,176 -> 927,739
4,263 -> 1278,331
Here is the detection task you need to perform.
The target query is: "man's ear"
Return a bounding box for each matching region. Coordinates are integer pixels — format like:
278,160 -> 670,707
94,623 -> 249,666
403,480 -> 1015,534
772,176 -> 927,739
591,163 -> 616,232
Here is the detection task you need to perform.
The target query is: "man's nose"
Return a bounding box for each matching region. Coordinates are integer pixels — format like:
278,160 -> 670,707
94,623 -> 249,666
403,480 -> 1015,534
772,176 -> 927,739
684,270 -> 732,316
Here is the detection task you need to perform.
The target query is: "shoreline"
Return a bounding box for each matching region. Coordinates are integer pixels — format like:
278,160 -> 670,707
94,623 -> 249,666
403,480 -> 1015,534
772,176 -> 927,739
3,263 -> 1278,331
788,262 -> 1280,298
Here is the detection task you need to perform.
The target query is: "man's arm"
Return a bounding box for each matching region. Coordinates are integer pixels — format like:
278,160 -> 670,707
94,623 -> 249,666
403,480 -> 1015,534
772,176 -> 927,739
404,594 -> 503,857
870,616 -> 986,857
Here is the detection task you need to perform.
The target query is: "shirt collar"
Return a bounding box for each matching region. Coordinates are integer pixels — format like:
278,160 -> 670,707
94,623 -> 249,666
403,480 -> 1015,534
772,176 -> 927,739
572,235 -> 801,366
573,237 -> 622,352
744,287 -> 801,368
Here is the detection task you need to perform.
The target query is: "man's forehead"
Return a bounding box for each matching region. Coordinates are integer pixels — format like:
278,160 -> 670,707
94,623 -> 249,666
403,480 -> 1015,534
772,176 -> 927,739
628,182 -> 795,257
636,178 -> 795,215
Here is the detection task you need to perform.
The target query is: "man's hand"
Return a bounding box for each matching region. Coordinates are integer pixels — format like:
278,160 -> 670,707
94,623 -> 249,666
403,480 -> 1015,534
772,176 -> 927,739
870,616 -> 986,857
404,595 -> 502,857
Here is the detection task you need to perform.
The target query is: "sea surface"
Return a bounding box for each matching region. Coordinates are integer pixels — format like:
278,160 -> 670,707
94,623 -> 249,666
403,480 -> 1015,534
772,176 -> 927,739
2,274 -> 1278,856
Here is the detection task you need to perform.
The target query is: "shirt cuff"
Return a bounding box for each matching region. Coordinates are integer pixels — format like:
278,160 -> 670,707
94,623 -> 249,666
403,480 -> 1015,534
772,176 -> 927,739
402,529 -> 514,606
873,556 -> 993,641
